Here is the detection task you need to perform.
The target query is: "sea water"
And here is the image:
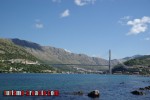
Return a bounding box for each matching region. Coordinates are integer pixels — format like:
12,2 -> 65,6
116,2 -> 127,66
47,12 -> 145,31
0,73 -> 150,100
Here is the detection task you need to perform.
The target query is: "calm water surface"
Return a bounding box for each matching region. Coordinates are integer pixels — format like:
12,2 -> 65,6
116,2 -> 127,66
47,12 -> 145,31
0,74 -> 150,100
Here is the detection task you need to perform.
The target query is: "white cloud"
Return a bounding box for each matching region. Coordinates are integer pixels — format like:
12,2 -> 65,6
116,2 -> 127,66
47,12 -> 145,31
74,0 -> 96,6
61,9 -> 70,18
35,23 -> 44,29
126,16 -> 150,35
144,37 -> 150,41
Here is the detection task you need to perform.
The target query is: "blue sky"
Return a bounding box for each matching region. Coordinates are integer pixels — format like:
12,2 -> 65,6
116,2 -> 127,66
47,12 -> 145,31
0,0 -> 150,59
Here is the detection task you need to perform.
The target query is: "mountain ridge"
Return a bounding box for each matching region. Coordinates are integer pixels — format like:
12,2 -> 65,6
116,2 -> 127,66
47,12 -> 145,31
9,38 -> 109,65
1,38 -> 149,74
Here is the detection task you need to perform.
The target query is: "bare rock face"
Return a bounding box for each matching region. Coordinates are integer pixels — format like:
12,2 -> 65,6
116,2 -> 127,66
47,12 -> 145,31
88,90 -> 100,98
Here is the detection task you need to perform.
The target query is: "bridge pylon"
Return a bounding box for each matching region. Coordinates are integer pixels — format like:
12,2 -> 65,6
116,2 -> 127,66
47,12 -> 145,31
109,49 -> 111,74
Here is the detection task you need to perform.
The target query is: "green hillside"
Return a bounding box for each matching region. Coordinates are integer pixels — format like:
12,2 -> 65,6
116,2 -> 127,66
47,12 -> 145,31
0,38 -> 57,73
112,55 -> 150,75
0,38 -> 36,61
124,55 -> 150,66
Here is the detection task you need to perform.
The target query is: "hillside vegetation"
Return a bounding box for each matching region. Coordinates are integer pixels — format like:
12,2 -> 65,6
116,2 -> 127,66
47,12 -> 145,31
124,55 -> 150,66
0,38 -> 57,73
112,55 -> 150,75
0,38 -> 36,61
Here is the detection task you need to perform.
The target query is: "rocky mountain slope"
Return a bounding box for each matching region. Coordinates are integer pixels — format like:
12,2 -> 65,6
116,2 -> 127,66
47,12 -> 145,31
11,38 -> 108,65
119,55 -> 143,63
3,38 -> 148,74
